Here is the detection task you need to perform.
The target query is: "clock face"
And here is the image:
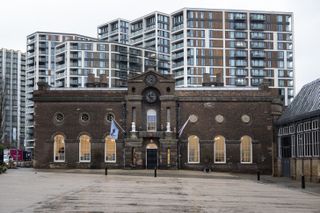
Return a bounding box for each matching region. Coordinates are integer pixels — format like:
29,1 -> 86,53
145,74 -> 157,86
145,90 -> 157,103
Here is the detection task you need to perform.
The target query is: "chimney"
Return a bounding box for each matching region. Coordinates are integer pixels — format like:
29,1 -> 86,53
86,73 -> 96,87
99,74 -> 108,87
202,73 -> 212,86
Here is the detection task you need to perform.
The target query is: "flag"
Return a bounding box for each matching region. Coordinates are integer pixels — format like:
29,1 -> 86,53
178,116 -> 190,137
110,120 -> 119,139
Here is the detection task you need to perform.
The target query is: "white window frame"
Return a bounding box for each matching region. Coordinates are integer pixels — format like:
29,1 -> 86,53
304,132 -> 312,157
240,136 -> 253,164
291,135 -> 296,157
297,133 -> 304,157
105,136 -> 116,163
312,130 -> 319,157
214,136 -> 226,164
53,135 -> 65,162
147,109 -> 157,132
79,135 -> 91,162
188,135 -> 200,164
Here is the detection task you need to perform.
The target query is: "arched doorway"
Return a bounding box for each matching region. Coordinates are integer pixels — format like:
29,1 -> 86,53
146,142 -> 158,169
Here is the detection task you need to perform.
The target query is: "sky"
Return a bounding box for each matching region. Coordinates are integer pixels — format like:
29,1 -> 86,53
0,0 -> 319,93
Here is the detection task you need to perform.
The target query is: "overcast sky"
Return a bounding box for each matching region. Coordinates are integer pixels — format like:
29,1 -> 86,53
1,0 -> 319,93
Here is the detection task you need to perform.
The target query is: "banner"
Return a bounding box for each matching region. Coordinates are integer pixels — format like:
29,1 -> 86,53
110,120 -> 119,140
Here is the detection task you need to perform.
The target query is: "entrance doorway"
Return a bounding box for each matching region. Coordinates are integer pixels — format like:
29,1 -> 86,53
146,143 -> 158,169
281,137 -> 291,177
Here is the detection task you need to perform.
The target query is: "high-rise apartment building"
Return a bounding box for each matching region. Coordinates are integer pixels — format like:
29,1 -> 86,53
25,32 -> 96,150
98,8 -> 294,105
170,8 -> 294,105
129,12 -> 171,74
0,48 -> 26,147
98,19 -> 130,44
55,40 -> 157,88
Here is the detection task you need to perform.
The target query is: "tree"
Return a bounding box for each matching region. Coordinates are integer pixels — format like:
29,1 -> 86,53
0,90 -> 4,144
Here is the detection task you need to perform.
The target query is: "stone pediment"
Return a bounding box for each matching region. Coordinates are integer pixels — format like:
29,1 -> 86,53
127,69 -> 175,96
128,69 -> 174,83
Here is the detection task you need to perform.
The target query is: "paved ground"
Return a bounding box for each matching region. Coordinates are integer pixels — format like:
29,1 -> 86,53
0,168 -> 319,213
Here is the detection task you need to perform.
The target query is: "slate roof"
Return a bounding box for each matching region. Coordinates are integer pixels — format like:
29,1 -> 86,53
277,78 -> 320,125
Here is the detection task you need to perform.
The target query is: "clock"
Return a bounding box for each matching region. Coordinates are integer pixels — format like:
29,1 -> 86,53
145,74 -> 157,86
145,90 -> 157,103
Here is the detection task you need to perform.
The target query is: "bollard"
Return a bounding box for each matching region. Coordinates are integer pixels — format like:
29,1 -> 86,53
257,171 -> 260,181
154,167 -> 157,177
105,167 -> 108,176
301,175 -> 305,189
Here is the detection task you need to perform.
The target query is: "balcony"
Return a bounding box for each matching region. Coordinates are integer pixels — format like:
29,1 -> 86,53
235,78 -> 247,86
234,23 -> 247,30
251,60 -> 265,68
250,23 -> 265,31
250,14 -> 266,22
172,24 -> 184,32
145,24 -> 155,32
251,32 -> 265,40
234,32 -> 247,39
172,33 -> 184,41
144,32 -> 156,40
235,50 -> 247,58
172,61 -> 184,69
234,13 -> 247,21
235,60 -> 247,67
251,41 -> 265,49
235,41 -> 247,48
251,50 -> 265,58
131,29 -> 143,37
251,69 -> 265,77
235,69 -> 248,76
172,52 -> 184,60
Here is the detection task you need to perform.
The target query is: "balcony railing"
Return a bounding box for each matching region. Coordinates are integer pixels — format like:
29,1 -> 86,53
234,23 -> 247,30
234,13 -> 247,21
251,50 -> 265,58
250,14 -> 266,22
251,32 -> 265,40
172,24 -> 184,32
251,23 -> 265,31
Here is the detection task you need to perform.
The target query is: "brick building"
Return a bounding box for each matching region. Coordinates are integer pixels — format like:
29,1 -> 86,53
34,70 -> 282,173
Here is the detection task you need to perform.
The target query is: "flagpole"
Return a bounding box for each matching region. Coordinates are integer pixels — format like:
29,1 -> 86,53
112,118 -> 125,133
178,116 -> 190,137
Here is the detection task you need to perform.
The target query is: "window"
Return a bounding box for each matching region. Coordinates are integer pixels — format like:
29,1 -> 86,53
80,113 -> 90,122
167,148 -> 171,165
105,136 -> 116,162
147,109 -> 157,132
79,135 -> 91,162
291,135 -> 296,157
214,136 -> 226,163
54,134 -> 65,162
312,131 -> 319,156
188,135 -> 200,163
240,136 -> 252,163
297,133 -> 304,157
55,113 -> 64,123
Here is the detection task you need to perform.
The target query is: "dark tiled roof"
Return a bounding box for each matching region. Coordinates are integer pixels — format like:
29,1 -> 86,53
277,78 -> 320,125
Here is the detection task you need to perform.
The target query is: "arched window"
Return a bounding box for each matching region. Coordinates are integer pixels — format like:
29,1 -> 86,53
105,136 -> 116,162
214,136 -> 226,163
54,134 -> 65,162
79,135 -> 91,162
147,109 -> 157,132
241,136 -> 252,163
188,135 -> 200,163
